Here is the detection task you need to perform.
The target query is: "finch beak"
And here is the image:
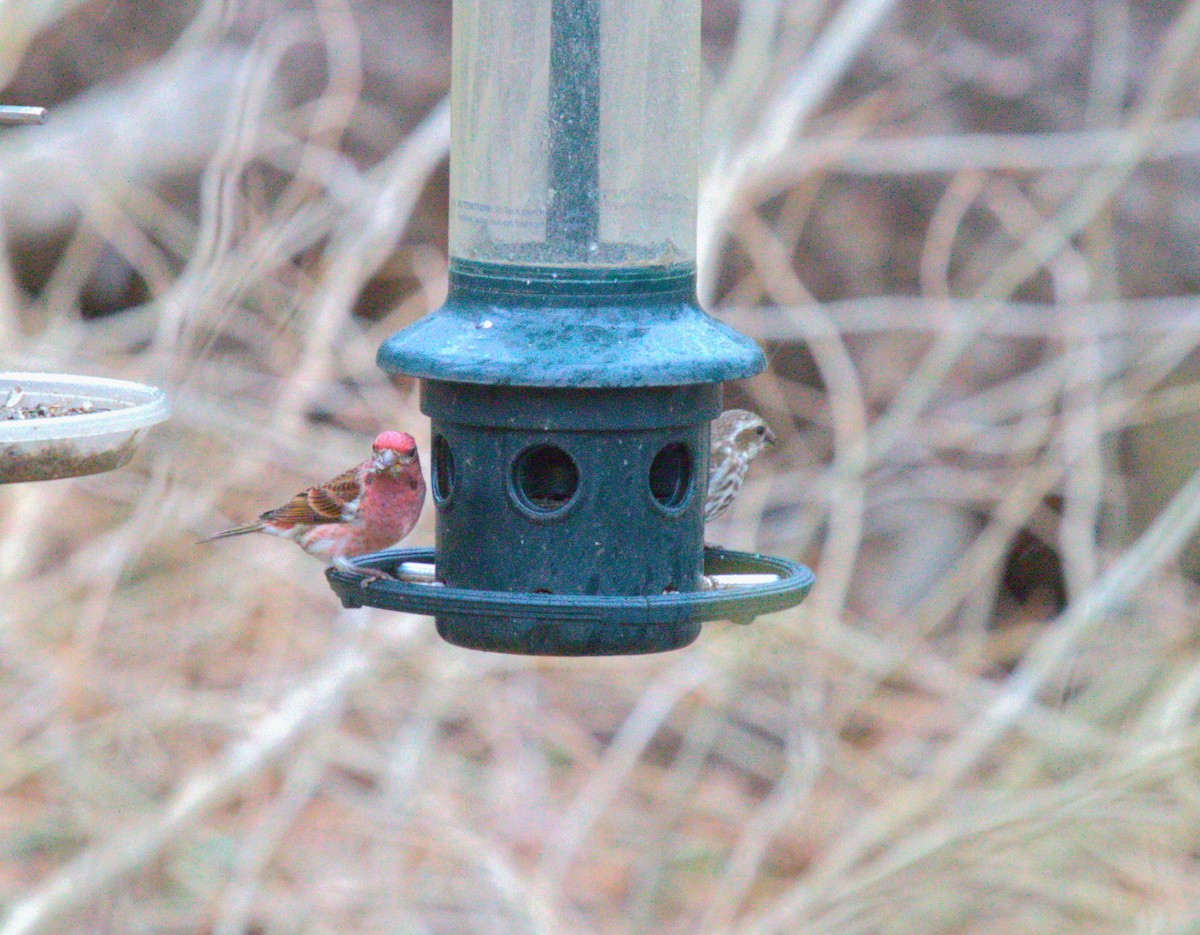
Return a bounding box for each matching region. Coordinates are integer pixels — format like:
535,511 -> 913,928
764,427 -> 777,446
373,448 -> 416,474
373,449 -> 399,472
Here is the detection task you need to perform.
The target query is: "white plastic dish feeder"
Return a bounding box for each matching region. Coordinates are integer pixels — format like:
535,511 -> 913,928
0,373 -> 170,484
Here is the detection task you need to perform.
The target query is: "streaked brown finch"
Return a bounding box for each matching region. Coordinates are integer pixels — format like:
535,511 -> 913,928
706,409 -> 776,522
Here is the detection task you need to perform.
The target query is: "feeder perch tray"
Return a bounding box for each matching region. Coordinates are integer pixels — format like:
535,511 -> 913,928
327,546 -> 815,656
1,372 -> 170,483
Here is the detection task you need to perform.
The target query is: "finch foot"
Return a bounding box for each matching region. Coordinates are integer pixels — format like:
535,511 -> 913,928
331,557 -> 396,589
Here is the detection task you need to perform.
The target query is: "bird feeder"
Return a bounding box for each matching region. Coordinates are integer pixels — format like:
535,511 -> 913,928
327,0 -> 813,654
0,107 -> 170,484
1,373 -> 169,483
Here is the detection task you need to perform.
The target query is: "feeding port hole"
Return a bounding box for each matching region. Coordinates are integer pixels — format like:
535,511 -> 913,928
512,444 -> 580,513
432,434 -> 455,503
649,442 -> 691,510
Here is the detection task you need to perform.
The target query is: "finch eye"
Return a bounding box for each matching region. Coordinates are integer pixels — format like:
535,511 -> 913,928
754,425 -> 766,437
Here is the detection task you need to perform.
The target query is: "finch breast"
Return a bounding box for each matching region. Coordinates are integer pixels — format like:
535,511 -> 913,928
705,449 -> 749,522
705,409 -> 773,523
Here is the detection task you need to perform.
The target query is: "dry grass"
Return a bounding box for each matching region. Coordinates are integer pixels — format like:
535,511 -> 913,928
3,0 -> 1200,932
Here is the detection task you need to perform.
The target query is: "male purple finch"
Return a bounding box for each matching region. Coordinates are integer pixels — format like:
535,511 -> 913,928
202,431 -> 425,576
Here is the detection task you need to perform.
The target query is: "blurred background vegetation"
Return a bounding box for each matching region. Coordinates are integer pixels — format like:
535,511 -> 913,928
4,0 -> 1200,931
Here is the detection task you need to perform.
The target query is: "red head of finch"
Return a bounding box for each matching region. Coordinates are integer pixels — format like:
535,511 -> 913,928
202,431 -> 426,569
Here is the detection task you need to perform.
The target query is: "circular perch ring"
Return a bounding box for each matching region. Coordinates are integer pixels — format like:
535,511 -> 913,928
327,546 -> 814,627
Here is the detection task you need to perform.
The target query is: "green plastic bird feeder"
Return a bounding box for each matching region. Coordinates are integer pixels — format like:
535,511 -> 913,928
327,0 -> 813,654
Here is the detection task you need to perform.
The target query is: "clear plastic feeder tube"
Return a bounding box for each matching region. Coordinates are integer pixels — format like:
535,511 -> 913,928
450,0 -> 699,269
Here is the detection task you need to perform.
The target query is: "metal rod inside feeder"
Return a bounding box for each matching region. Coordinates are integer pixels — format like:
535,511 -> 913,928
0,105 -> 46,125
546,0 -> 600,255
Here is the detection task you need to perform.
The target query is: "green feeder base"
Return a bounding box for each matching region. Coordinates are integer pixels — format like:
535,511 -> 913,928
327,546 -> 814,656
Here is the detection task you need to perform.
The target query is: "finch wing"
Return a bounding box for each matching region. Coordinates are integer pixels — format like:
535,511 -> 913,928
259,463 -> 364,527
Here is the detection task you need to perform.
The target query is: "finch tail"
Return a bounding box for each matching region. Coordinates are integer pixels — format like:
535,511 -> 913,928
198,521 -> 265,543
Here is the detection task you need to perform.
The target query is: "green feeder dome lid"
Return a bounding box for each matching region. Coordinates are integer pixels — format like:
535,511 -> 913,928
377,262 -> 765,388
